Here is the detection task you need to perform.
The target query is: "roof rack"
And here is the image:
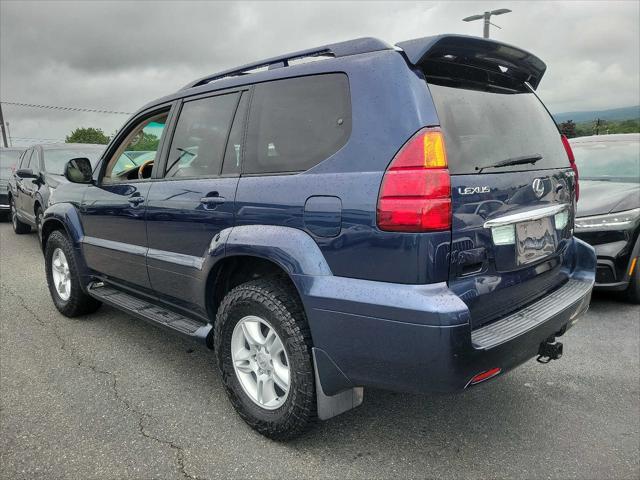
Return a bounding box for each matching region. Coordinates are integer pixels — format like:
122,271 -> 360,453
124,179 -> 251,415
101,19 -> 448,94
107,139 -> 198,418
181,37 -> 392,90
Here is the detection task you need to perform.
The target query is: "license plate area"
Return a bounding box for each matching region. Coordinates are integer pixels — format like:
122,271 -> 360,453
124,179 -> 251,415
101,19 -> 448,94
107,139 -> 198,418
516,217 -> 556,265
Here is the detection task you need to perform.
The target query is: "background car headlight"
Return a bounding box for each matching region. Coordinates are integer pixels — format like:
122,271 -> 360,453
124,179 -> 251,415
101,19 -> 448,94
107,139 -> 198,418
575,208 -> 640,231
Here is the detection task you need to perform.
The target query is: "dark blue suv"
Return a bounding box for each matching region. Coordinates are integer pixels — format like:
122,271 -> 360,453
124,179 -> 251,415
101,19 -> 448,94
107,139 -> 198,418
41,35 -> 596,439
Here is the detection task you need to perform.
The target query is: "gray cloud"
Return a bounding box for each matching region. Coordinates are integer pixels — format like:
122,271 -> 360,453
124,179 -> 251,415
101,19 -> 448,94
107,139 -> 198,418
1,0 -> 638,147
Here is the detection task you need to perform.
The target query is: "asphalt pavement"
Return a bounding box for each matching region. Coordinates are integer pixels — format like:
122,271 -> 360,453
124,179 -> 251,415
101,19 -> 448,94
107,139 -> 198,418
1,222 -> 638,479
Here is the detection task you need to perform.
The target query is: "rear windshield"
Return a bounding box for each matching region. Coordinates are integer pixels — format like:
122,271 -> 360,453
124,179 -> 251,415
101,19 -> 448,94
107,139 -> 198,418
428,83 -> 568,174
571,140 -> 639,182
43,148 -> 103,175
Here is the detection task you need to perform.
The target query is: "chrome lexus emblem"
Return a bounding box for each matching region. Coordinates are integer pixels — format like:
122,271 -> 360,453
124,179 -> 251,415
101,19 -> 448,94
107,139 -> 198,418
532,178 -> 545,198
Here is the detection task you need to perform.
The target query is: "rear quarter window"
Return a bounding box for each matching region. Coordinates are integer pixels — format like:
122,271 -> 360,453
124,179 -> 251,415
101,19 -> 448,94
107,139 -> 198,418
428,83 -> 568,174
244,73 -> 351,174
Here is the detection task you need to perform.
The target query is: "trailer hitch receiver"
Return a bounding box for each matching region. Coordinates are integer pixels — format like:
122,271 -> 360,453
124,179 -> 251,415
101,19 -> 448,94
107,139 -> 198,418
537,337 -> 563,364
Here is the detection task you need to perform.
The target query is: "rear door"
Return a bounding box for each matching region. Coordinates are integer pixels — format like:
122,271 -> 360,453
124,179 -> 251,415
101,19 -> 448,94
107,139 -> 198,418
427,82 -> 575,329
145,89 -> 248,313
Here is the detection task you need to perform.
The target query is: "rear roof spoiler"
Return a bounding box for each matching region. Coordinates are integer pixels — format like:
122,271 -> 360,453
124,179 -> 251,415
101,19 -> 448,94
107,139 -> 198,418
396,34 -> 546,90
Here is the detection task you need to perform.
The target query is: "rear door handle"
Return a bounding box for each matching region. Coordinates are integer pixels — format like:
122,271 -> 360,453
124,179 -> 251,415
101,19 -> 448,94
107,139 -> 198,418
128,196 -> 145,206
200,196 -> 225,206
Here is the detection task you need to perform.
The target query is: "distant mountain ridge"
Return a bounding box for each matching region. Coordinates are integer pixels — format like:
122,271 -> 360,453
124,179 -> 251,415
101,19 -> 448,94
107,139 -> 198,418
553,105 -> 640,123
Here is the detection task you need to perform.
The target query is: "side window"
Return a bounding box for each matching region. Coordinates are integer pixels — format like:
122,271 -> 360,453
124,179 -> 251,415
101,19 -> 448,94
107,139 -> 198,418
21,149 -> 33,170
165,93 -> 239,178
244,74 -> 351,174
15,150 -> 25,169
29,149 -> 40,172
103,111 -> 169,182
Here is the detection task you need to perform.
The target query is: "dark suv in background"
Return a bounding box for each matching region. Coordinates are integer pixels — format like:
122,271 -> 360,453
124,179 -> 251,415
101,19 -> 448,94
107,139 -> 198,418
0,147 -> 24,219
9,143 -> 104,236
571,134 -> 640,302
40,35 -> 595,439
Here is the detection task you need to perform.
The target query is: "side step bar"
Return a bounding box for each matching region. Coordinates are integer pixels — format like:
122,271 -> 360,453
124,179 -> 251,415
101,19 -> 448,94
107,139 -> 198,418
87,282 -> 212,344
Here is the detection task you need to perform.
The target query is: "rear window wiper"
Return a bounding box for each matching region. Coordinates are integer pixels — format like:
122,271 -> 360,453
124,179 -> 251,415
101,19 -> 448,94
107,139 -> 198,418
476,154 -> 543,173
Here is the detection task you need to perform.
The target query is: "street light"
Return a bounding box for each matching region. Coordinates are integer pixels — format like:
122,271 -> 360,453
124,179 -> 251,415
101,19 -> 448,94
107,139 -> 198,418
463,8 -> 512,39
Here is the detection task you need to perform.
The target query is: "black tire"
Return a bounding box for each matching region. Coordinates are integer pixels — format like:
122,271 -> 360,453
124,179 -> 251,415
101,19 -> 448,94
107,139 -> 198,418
214,277 -> 316,440
45,230 -> 102,317
10,196 -> 31,234
625,263 -> 640,304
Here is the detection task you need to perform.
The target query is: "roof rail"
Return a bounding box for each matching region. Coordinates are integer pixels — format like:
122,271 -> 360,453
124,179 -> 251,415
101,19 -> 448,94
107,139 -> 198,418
181,37 -> 392,90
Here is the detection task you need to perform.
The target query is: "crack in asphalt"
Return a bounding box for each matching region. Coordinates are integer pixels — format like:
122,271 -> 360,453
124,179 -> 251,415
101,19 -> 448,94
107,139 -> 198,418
2,285 -> 207,480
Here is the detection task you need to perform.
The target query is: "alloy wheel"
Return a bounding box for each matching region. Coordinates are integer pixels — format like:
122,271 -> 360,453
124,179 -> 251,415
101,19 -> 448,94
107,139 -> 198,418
10,200 -> 17,230
36,210 -> 43,239
51,248 -> 71,301
231,315 -> 290,410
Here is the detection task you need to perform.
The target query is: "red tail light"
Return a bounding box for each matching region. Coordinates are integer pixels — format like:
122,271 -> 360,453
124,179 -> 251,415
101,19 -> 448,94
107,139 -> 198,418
377,128 -> 451,232
561,134 -> 579,201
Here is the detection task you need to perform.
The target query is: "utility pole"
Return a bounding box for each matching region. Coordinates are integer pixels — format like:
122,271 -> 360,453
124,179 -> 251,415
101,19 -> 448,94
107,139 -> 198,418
594,118 -> 603,136
463,8 -> 512,39
0,103 -> 8,147
483,13 -> 490,39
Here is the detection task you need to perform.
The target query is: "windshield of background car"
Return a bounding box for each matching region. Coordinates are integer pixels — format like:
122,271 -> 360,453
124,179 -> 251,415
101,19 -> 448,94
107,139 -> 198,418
572,140 -> 640,182
43,148 -> 104,175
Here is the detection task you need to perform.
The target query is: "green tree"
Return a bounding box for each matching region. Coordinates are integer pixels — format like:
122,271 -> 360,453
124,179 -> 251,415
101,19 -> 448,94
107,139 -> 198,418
127,131 -> 159,151
558,120 -> 577,138
65,127 -> 110,144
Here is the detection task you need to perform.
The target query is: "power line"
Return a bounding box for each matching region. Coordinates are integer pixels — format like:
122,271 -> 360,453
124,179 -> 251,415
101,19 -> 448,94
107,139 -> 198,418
1,101 -> 132,115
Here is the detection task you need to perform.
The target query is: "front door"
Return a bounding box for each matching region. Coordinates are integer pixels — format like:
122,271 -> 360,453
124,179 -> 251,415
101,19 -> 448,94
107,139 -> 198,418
22,147 -> 43,224
146,90 -> 248,313
80,107 -> 172,289
15,148 -> 34,219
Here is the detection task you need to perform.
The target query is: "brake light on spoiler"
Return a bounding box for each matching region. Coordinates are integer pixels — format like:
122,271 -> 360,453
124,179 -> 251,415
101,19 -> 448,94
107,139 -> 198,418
377,127 -> 451,232
561,134 -> 579,201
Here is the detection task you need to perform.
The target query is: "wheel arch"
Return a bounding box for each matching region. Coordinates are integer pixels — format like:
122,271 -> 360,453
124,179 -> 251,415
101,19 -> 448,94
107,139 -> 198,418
203,225 -> 332,333
205,254 -> 307,334
41,203 -> 85,250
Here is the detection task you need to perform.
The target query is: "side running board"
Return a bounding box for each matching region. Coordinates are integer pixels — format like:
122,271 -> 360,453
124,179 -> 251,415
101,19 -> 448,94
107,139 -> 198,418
87,282 -> 212,344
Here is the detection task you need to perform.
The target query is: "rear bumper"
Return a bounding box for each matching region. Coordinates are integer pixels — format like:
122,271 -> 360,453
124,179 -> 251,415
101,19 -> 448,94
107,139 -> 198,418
297,237 -> 595,395
0,192 -> 9,211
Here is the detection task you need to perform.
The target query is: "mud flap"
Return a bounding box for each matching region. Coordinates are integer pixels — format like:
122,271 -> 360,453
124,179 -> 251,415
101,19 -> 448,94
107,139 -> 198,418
313,348 -> 363,420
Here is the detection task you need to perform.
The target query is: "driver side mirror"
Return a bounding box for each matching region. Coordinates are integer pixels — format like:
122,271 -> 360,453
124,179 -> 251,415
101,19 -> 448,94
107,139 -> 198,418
64,157 -> 93,184
15,168 -> 38,179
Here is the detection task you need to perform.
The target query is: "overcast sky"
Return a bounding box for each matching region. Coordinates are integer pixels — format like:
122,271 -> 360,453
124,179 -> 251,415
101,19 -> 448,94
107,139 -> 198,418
1,0 -> 639,147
